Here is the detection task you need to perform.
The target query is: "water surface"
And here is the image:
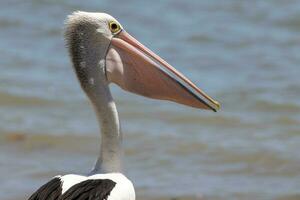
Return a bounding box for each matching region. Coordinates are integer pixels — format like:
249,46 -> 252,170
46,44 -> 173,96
0,0 -> 300,199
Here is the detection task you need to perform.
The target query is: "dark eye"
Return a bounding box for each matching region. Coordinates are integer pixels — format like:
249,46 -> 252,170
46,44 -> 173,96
109,21 -> 121,33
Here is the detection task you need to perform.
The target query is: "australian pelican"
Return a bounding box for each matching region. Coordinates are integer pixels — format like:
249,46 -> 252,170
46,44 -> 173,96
28,11 -> 220,200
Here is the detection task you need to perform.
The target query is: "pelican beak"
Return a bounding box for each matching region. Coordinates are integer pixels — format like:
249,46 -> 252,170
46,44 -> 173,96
105,30 -> 220,111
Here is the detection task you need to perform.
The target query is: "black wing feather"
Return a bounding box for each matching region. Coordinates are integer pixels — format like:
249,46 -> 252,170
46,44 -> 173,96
28,177 -> 62,200
60,179 -> 116,200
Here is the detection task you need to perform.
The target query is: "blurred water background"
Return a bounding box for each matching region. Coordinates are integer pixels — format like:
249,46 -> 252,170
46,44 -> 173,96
0,0 -> 300,200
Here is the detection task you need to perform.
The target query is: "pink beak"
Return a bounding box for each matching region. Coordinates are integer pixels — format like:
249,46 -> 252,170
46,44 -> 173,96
105,30 -> 220,111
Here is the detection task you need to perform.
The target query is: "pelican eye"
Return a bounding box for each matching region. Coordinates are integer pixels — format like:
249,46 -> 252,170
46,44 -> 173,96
109,21 -> 121,34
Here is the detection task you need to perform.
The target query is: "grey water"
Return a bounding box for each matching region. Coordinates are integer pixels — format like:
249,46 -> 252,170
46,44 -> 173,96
0,0 -> 300,199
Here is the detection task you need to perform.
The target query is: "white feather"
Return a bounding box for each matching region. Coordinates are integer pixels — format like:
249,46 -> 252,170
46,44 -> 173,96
60,173 -> 135,200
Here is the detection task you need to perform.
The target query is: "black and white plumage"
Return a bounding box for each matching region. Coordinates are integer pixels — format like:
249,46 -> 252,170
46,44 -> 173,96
27,10 -> 219,200
29,174 -> 134,200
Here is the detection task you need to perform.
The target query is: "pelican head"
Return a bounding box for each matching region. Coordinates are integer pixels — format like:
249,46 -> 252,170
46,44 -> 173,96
64,11 -> 220,111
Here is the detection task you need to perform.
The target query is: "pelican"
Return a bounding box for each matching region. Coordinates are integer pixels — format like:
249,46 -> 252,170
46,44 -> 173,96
28,11 -> 220,200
